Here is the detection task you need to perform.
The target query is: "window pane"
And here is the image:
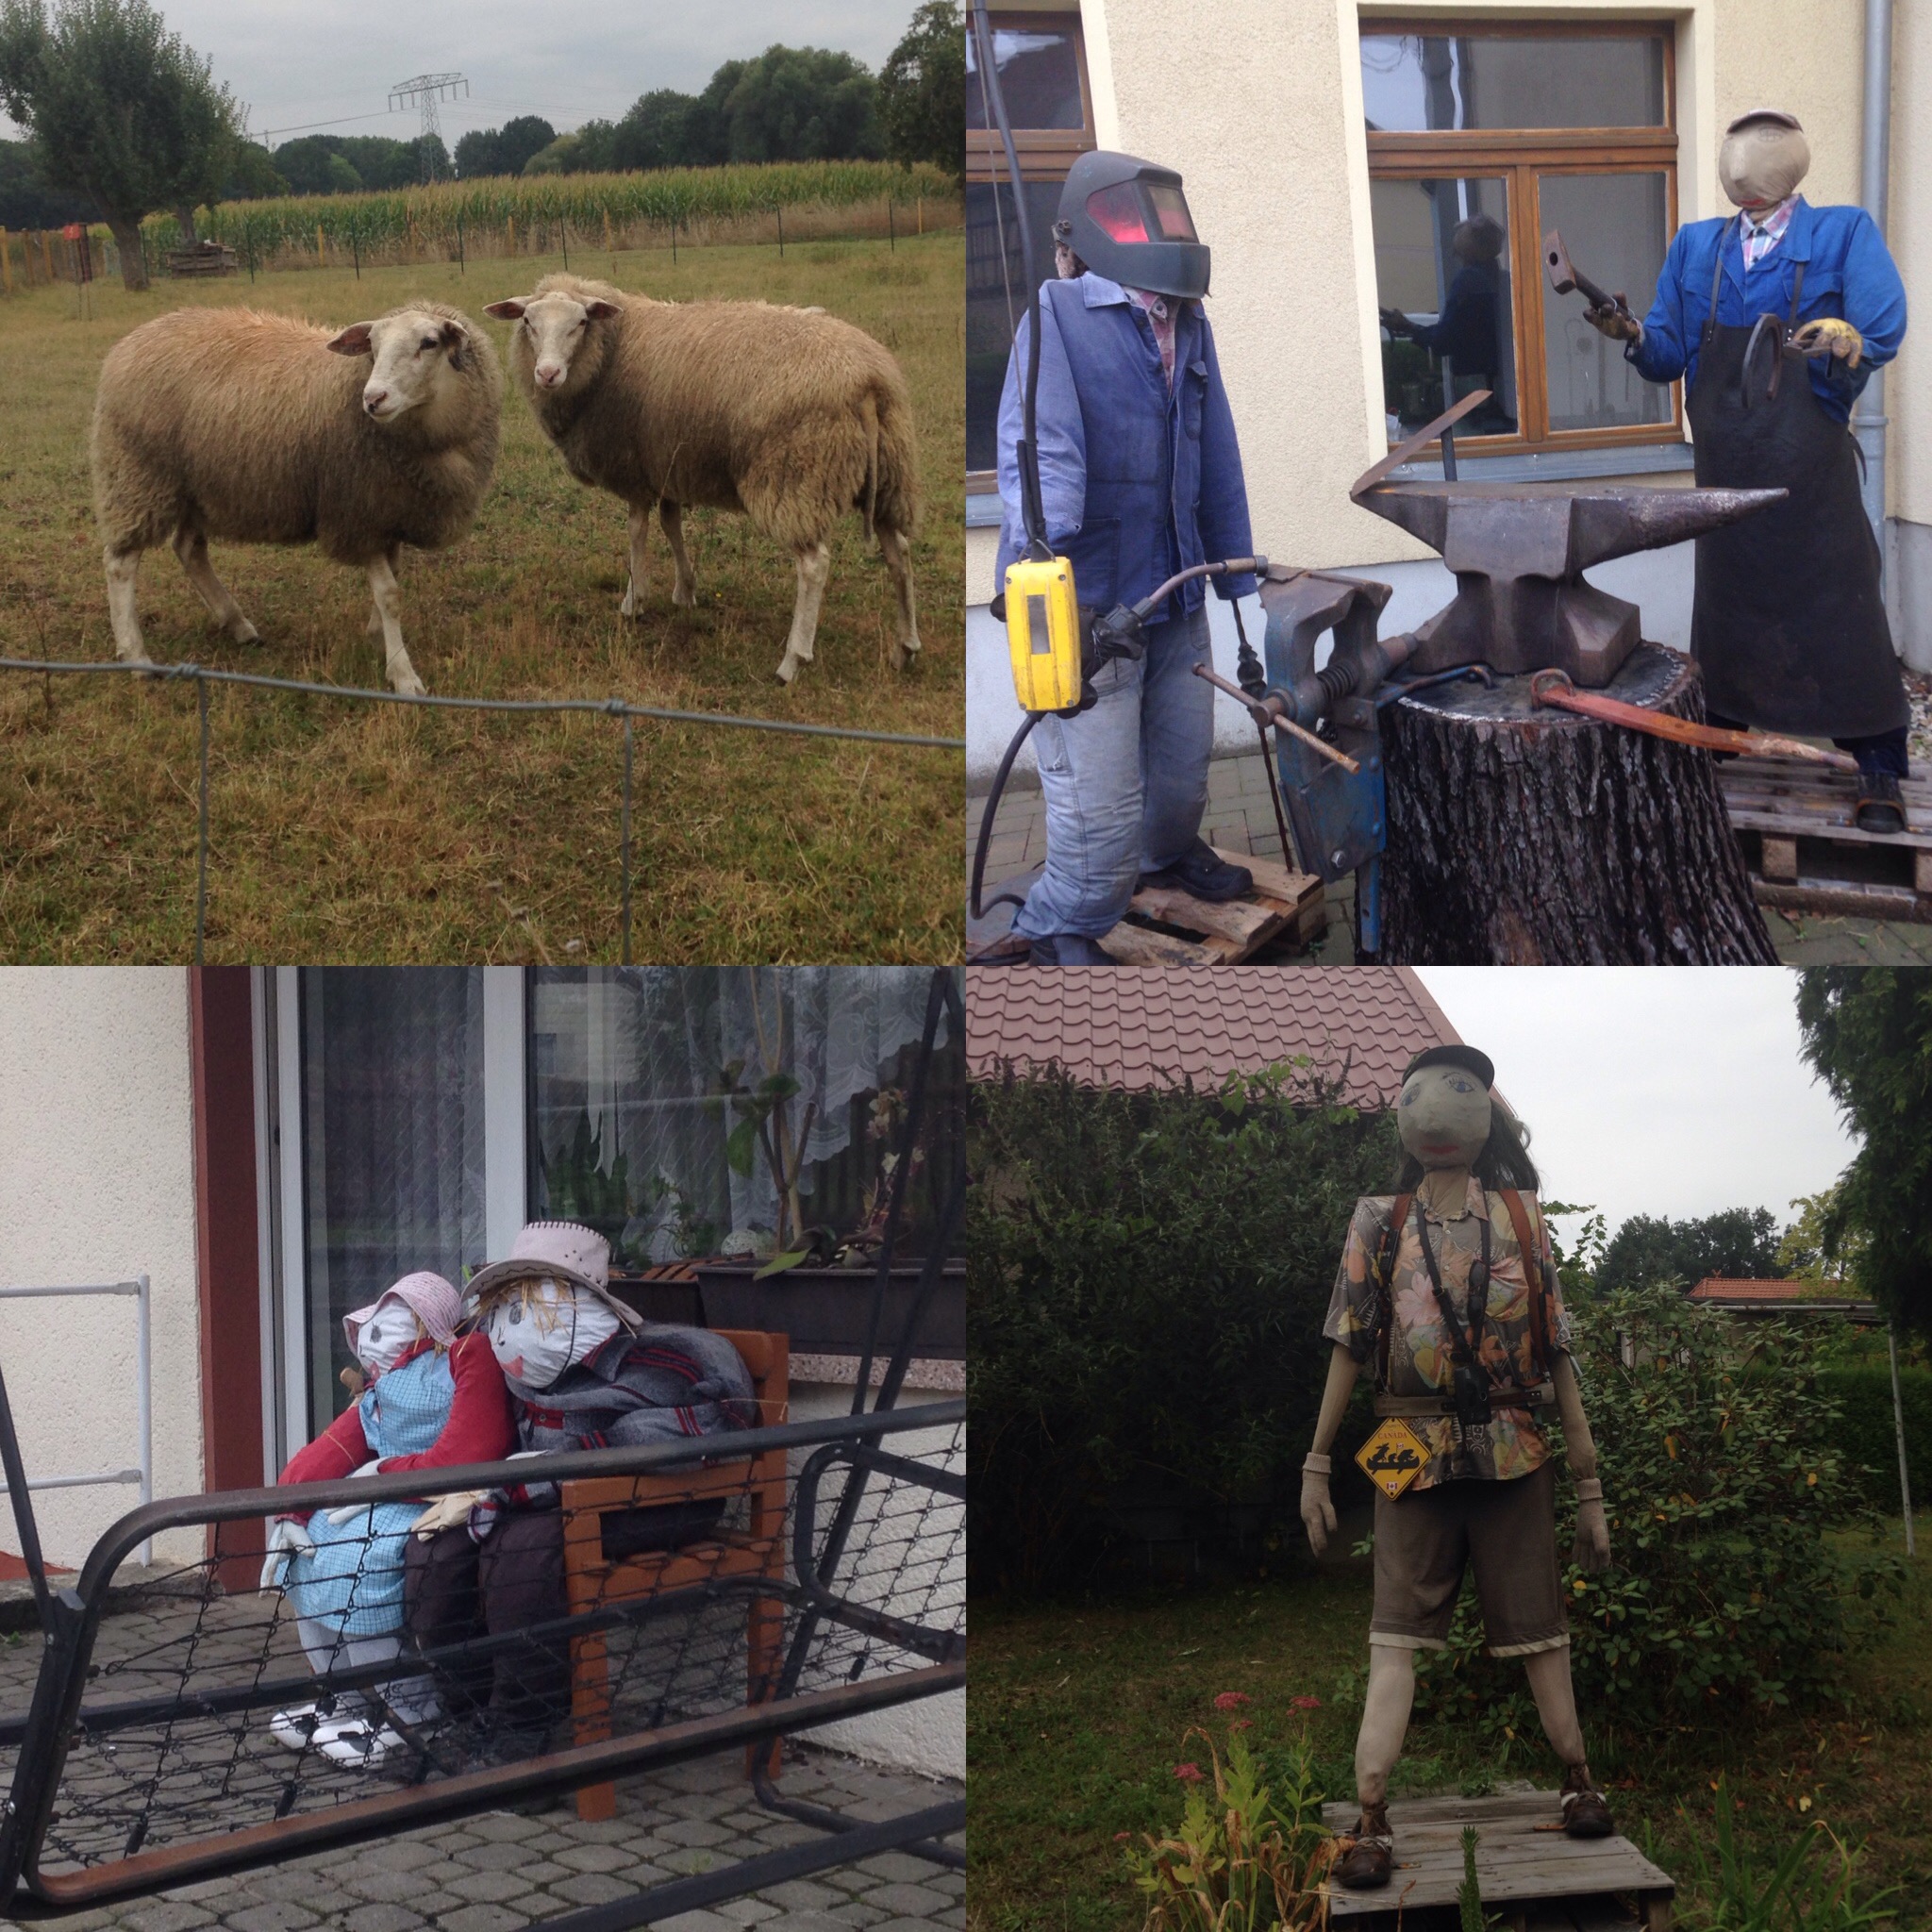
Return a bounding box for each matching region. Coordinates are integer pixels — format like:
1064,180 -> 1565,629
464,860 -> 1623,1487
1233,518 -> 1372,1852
966,24 -> 1084,131
526,969 -> 962,1273
1539,173 -> 1672,431
1361,33 -> 1665,131
966,177 -> 1063,475
1372,176 -> 1518,441
299,968 -> 486,1436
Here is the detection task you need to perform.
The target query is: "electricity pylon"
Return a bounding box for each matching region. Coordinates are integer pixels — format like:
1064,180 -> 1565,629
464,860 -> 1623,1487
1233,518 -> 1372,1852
389,74 -> 468,181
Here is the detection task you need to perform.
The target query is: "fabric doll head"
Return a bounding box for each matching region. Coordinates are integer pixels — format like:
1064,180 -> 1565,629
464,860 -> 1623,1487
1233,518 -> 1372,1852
1397,1046 -> 1493,1173
341,1271 -> 461,1378
1719,110 -> 1809,213
479,1276 -> 622,1391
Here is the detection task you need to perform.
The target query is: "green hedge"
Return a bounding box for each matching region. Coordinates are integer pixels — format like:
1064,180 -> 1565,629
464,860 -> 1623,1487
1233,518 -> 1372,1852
1817,1363 -> 1932,1512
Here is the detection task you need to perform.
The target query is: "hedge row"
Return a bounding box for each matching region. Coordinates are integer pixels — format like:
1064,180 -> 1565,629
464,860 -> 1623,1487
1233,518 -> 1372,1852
1816,1362 -> 1932,1512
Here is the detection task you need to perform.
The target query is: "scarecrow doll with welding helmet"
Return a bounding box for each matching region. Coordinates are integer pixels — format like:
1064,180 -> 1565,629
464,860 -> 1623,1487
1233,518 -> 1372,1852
1300,1047 -> 1614,1890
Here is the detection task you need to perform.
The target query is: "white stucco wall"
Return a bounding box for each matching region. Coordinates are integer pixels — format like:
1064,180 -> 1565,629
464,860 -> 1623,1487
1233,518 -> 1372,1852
0,969 -> 202,1571
788,1380 -> 964,1783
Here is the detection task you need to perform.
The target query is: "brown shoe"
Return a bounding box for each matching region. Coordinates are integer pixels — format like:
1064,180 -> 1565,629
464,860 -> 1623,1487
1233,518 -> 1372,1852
1561,1764 -> 1614,1839
1333,1801 -> 1393,1889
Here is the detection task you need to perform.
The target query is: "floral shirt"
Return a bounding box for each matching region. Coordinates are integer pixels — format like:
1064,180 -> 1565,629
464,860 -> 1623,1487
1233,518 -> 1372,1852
1324,1180 -> 1570,1488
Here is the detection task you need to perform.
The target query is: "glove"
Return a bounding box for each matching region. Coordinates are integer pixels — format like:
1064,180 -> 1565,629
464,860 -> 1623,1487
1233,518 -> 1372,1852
1584,303 -> 1641,344
1378,306 -> 1413,339
411,1489 -> 488,1541
324,1458 -> 386,1524
258,1516 -> 315,1593
1301,1452 -> 1337,1557
1791,316 -> 1863,367
1573,1477 -> 1610,1574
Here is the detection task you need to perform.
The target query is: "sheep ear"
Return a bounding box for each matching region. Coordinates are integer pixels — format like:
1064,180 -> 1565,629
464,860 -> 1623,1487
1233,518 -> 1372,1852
583,300 -> 620,320
326,322 -> 374,356
439,319 -> 467,370
483,299 -> 526,321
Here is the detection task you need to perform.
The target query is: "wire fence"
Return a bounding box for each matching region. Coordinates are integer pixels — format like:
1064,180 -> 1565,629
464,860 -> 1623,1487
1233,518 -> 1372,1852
0,657 -> 965,963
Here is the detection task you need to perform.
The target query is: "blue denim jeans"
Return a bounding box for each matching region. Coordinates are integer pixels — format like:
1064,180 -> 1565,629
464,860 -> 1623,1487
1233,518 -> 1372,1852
1013,604 -> 1215,940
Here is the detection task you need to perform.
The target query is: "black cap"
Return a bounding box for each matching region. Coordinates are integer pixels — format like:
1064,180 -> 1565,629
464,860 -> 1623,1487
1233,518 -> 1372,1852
1054,151 -> 1210,301
1404,1044 -> 1495,1089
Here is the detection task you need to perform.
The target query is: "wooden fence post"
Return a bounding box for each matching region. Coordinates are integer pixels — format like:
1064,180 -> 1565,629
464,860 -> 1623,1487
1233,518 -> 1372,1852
917,196 -> 923,235
316,223 -> 326,269
507,214 -> 515,257
42,229 -> 56,282
0,228 -> 11,296
603,208 -> 612,256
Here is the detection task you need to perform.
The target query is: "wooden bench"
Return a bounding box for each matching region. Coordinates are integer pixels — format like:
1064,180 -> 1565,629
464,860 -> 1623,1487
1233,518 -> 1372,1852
558,1329 -> 790,1824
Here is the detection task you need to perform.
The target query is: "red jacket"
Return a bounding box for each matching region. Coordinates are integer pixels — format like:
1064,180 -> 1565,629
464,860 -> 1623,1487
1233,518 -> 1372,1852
278,1333 -> 513,1490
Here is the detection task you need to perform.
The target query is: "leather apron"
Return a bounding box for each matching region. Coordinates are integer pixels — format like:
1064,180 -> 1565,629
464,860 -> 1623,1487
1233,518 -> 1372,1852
1686,218 -> 1907,740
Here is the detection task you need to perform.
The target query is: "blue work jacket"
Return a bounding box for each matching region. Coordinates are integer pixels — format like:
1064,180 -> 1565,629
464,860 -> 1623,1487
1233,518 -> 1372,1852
1628,198 -> 1907,423
994,274 -> 1256,621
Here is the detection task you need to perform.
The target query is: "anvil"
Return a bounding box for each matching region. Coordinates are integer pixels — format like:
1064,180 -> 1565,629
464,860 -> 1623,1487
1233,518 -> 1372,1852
1356,479 -> 1788,687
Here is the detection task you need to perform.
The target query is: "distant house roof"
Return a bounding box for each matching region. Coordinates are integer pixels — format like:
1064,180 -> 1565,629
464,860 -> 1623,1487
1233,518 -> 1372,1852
964,966 -> 1459,1106
1689,1277 -> 1848,1302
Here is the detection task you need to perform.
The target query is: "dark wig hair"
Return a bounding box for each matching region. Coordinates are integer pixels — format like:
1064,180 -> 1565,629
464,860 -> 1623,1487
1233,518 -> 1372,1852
1393,1102 -> 1540,1194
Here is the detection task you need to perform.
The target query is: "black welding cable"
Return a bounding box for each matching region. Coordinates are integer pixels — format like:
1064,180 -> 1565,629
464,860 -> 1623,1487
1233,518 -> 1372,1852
968,710 -> 1040,927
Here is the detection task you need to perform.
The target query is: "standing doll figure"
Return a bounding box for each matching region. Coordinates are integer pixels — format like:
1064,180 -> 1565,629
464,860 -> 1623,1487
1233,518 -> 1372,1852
1299,1047 -> 1614,1890
263,1271 -> 513,1767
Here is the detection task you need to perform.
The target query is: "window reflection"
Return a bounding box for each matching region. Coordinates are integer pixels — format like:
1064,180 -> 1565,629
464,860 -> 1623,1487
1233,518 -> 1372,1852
1373,176 -> 1517,440
1540,173 -> 1672,431
966,178 -> 1063,475
966,25 -> 1085,131
1360,33 -> 1665,132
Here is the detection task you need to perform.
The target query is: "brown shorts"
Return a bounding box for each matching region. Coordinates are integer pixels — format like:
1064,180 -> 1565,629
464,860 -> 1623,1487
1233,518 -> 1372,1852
1370,1459 -> 1567,1657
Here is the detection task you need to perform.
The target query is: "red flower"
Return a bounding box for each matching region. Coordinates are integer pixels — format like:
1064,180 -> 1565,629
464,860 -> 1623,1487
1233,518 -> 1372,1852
1291,1695 -> 1323,1711
1114,1831 -> 1131,1842
1174,1762 -> 1205,1783
1213,1691 -> 1252,1711
1229,1719 -> 1254,1731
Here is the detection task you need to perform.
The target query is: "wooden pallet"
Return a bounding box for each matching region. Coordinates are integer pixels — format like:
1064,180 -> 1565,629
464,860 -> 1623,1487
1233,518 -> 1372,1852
1718,757 -> 1932,924
1321,1793 -> 1674,1932
1096,847 -> 1324,964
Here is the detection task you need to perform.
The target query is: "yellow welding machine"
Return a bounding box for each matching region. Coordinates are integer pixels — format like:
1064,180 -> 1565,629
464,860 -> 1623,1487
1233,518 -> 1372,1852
1003,556 -> 1083,714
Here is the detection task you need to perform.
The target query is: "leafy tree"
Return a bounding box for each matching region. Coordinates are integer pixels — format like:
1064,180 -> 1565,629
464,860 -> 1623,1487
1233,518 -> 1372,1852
454,114 -> 554,180
878,0 -> 963,183
0,0 -> 246,286
1796,966 -> 1932,1335
0,131 -> 92,225
1776,1183 -> 1866,1285
612,90 -> 692,172
1595,1206 -> 1781,1293
712,45 -> 880,163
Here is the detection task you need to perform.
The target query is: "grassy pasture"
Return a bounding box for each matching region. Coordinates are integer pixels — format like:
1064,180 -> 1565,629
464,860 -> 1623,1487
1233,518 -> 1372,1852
0,228 -> 964,962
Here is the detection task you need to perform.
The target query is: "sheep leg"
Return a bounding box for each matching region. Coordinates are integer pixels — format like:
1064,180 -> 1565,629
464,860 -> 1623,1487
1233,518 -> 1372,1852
775,541 -> 832,685
104,546 -> 153,666
368,545 -> 399,636
619,506 -> 652,618
659,500 -> 697,608
878,524 -> 922,671
366,552 -> 426,697
172,526 -> 259,643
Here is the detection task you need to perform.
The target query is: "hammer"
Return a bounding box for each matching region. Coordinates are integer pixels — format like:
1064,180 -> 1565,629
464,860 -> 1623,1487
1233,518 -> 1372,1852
1542,229 -> 1636,325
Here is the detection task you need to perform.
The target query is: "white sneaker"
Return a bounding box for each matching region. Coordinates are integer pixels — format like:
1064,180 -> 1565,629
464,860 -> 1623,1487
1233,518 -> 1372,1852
316,1719 -> 407,1769
269,1702 -> 331,1751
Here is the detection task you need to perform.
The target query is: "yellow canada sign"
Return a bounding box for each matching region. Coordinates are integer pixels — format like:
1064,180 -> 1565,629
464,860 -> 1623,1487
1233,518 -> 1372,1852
1355,1418 -> 1432,1499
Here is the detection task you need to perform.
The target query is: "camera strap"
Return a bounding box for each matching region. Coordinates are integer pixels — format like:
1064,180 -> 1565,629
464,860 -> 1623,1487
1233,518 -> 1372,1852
1413,1197 -> 1492,1386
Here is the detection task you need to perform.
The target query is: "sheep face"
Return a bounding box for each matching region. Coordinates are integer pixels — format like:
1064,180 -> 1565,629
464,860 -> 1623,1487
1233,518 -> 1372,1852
328,309 -> 477,427
485,292 -> 620,394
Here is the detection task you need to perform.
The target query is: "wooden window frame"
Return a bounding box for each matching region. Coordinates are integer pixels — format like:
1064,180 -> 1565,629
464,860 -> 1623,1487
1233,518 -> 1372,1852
1362,17 -> 1683,458
967,11 -> 1095,491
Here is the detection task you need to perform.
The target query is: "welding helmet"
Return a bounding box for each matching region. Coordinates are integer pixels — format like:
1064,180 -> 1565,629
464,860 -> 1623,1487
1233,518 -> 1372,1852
1053,151 -> 1210,300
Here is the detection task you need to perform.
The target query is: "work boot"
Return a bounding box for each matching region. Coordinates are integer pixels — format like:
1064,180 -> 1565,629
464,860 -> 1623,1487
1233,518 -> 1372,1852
1332,1800 -> 1393,1889
1854,771 -> 1907,835
1140,839 -> 1253,903
1560,1763 -> 1615,1839
1026,932 -> 1113,965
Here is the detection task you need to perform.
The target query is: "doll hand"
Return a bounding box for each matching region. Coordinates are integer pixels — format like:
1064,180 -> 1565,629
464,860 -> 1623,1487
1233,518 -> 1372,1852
1585,304 -> 1642,344
1573,1480 -> 1610,1574
1301,1453 -> 1337,1557
411,1490 -> 488,1540
258,1517 -> 315,1593
1791,316 -> 1863,367
324,1459 -> 386,1524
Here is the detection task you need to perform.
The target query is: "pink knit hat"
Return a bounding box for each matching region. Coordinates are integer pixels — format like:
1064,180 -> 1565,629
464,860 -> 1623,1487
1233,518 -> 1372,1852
342,1270 -> 463,1357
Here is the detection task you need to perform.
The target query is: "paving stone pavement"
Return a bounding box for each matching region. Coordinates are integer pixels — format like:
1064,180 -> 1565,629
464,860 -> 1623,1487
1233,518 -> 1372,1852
32,1748 -> 964,1932
968,751 -> 1932,965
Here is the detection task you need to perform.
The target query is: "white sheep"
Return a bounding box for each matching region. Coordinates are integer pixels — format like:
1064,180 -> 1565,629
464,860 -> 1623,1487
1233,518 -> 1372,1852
484,274 -> 922,684
91,303 -> 503,695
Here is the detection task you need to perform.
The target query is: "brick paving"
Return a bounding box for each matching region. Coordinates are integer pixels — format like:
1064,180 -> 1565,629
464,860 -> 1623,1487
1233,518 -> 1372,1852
35,1747 -> 965,1932
969,752 -> 1932,966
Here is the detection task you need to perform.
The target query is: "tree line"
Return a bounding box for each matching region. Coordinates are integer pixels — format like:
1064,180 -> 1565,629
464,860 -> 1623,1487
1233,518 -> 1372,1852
0,0 -> 961,287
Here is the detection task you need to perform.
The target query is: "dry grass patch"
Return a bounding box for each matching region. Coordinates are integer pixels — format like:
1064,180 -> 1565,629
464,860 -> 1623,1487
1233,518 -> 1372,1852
0,231 -> 963,961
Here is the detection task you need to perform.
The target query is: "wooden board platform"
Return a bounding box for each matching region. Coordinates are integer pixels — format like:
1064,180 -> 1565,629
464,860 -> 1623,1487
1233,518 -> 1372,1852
1321,1793 -> 1673,1931
1096,848 -> 1324,964
1718,758 -> 1932,924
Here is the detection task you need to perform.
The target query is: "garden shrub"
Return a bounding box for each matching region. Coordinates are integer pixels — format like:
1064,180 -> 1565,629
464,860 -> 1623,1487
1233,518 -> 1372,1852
1814,1363 -> 1932,1513
968,1060 -> 1397,1596
1413,1285 -> 1902,1740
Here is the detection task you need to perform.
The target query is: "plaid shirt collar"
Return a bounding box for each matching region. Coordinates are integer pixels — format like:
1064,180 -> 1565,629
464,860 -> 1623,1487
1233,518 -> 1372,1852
1740,195 -> 1797,269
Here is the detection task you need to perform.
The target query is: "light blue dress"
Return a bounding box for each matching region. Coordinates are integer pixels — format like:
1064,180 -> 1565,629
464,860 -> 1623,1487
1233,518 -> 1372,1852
284,1348 -> 455,1638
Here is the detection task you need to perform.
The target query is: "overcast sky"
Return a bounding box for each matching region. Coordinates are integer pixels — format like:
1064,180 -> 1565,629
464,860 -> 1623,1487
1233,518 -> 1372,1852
1412,968 -> 1857,1245
1,1 -> 917,146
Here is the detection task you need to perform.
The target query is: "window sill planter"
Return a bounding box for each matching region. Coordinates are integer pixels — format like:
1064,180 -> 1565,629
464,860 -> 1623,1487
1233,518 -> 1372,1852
691,1261 -> 966,1361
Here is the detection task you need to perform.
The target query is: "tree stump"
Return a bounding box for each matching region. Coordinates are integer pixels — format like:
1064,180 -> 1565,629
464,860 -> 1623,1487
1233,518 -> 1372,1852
1375,642 -> 1778,964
